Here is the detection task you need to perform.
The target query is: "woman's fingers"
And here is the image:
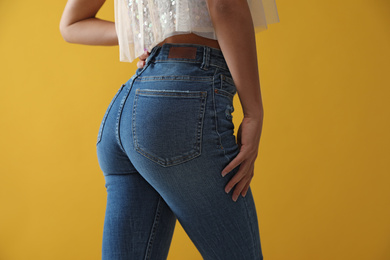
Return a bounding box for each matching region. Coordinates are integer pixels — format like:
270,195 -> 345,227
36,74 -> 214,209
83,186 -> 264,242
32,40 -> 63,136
221,151 -> 244,177
221,117 -> 262,201
230,175 -> 250,202
138,50 -> 150,60
137,50 -> 150,68
241,181 -> 250,197
241,165 -> 254,197
224,158 -> 250,191
228,163 -> 254,201
227,164 -> 254,202
222,148 -> 256,201
137,60 -> 145,68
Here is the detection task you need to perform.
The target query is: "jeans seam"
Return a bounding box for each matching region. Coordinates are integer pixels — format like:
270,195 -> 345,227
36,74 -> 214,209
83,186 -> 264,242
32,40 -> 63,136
144,196 -> 163,260
243,189 -> 261,259
149,62 -> 227,71
96,84 -> 124,145
115,70 -> 145,153
215,90 -> 234,101
136,90 -> 206,97
115,86 -> 131,154
135,75 -> 212,82
212,69 -> 231,161
209,63 -> 229,71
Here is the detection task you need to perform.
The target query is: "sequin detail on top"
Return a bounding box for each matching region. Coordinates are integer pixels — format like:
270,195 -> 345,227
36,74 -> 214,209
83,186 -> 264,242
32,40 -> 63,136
114,0 -> 280,63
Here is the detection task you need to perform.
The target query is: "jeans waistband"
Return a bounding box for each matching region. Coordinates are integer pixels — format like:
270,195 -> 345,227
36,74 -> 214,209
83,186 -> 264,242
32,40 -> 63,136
145,43 -> 229,71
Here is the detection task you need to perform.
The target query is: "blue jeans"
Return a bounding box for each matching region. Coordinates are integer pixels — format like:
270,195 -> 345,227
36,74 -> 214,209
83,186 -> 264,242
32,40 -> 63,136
96,43 -> 263,260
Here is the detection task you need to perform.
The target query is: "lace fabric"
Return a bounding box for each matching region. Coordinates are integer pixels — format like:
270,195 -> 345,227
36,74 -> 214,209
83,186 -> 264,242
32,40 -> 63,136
114,0 -> 280,63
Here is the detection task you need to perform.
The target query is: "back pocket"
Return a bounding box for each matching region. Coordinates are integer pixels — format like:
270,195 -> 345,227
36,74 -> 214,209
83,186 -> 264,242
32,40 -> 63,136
132,89 -> 207,167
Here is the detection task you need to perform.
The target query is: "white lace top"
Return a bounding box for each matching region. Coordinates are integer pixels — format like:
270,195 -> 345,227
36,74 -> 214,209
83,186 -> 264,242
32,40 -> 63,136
114,0 -> 280,63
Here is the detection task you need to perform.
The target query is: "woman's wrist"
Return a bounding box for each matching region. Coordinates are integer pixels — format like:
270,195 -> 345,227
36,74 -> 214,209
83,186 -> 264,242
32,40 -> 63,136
243,109 -> 264,120
242,104 -> 264,131
238,92 -> 264,120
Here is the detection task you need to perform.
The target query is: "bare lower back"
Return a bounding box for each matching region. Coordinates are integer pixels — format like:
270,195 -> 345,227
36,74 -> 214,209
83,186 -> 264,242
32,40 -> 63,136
157,33 -> 220,50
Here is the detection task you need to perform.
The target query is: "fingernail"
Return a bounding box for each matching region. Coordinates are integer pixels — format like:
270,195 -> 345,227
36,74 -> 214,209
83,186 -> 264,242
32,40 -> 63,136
221,171 -> 227,177
225,187 -> 231,194
232,195 -> 238,202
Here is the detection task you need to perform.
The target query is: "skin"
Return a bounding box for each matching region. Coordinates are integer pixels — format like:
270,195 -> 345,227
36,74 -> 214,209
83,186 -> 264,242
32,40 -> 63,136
60,0 -> 264,202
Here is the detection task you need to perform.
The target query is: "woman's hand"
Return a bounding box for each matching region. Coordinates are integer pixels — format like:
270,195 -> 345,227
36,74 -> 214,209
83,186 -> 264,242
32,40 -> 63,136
137,50 -> 150,68
221,116 -> 263,202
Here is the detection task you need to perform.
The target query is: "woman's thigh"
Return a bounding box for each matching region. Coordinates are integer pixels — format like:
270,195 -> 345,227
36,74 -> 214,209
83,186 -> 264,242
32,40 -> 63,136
102,174 -> 177,260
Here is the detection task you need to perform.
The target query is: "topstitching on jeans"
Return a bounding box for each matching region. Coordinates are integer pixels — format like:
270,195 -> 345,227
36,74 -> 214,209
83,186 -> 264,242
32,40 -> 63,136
131,88 -> 207,167
134,75 -> 213,82
242,189 -> 262,259
115,86 -> 131,154
211,68 -> 232,162
200,46 -> 210,70
209,63 -> 229,71
114,65 -> 151,154
144,196 -> 163,260
96,84 -> 125,145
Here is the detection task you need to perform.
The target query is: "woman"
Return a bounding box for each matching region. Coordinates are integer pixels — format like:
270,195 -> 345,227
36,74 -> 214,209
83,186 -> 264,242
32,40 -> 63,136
60,0 -> 279,259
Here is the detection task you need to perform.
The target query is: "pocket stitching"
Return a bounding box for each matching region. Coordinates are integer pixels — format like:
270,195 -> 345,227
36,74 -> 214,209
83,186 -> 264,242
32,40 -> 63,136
132,89 -> 207,167
217,74 -> 236,101
215,88 -> 234,101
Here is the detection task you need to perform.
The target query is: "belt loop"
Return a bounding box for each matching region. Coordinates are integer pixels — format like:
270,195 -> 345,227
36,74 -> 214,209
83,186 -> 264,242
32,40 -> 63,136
200,46 -> 210,70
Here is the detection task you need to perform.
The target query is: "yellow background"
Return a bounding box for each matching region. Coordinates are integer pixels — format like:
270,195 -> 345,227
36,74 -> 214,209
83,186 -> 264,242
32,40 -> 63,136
1,0 -> 389,259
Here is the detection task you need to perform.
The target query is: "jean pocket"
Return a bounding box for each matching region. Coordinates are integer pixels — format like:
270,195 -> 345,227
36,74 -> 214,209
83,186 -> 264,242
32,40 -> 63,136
132,88 -> 207,167
216,74 -> 237,100
96,84 -> 125,145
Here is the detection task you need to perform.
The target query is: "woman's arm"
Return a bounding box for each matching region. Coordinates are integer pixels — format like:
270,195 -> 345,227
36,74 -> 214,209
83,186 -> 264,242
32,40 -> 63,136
207,0 -> 263,118
59,0 -> 118,45
206,0 -> 264,201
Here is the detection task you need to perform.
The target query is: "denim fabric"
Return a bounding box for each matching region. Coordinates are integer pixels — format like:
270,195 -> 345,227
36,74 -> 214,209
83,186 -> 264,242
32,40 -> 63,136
96,43 -> 263,260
